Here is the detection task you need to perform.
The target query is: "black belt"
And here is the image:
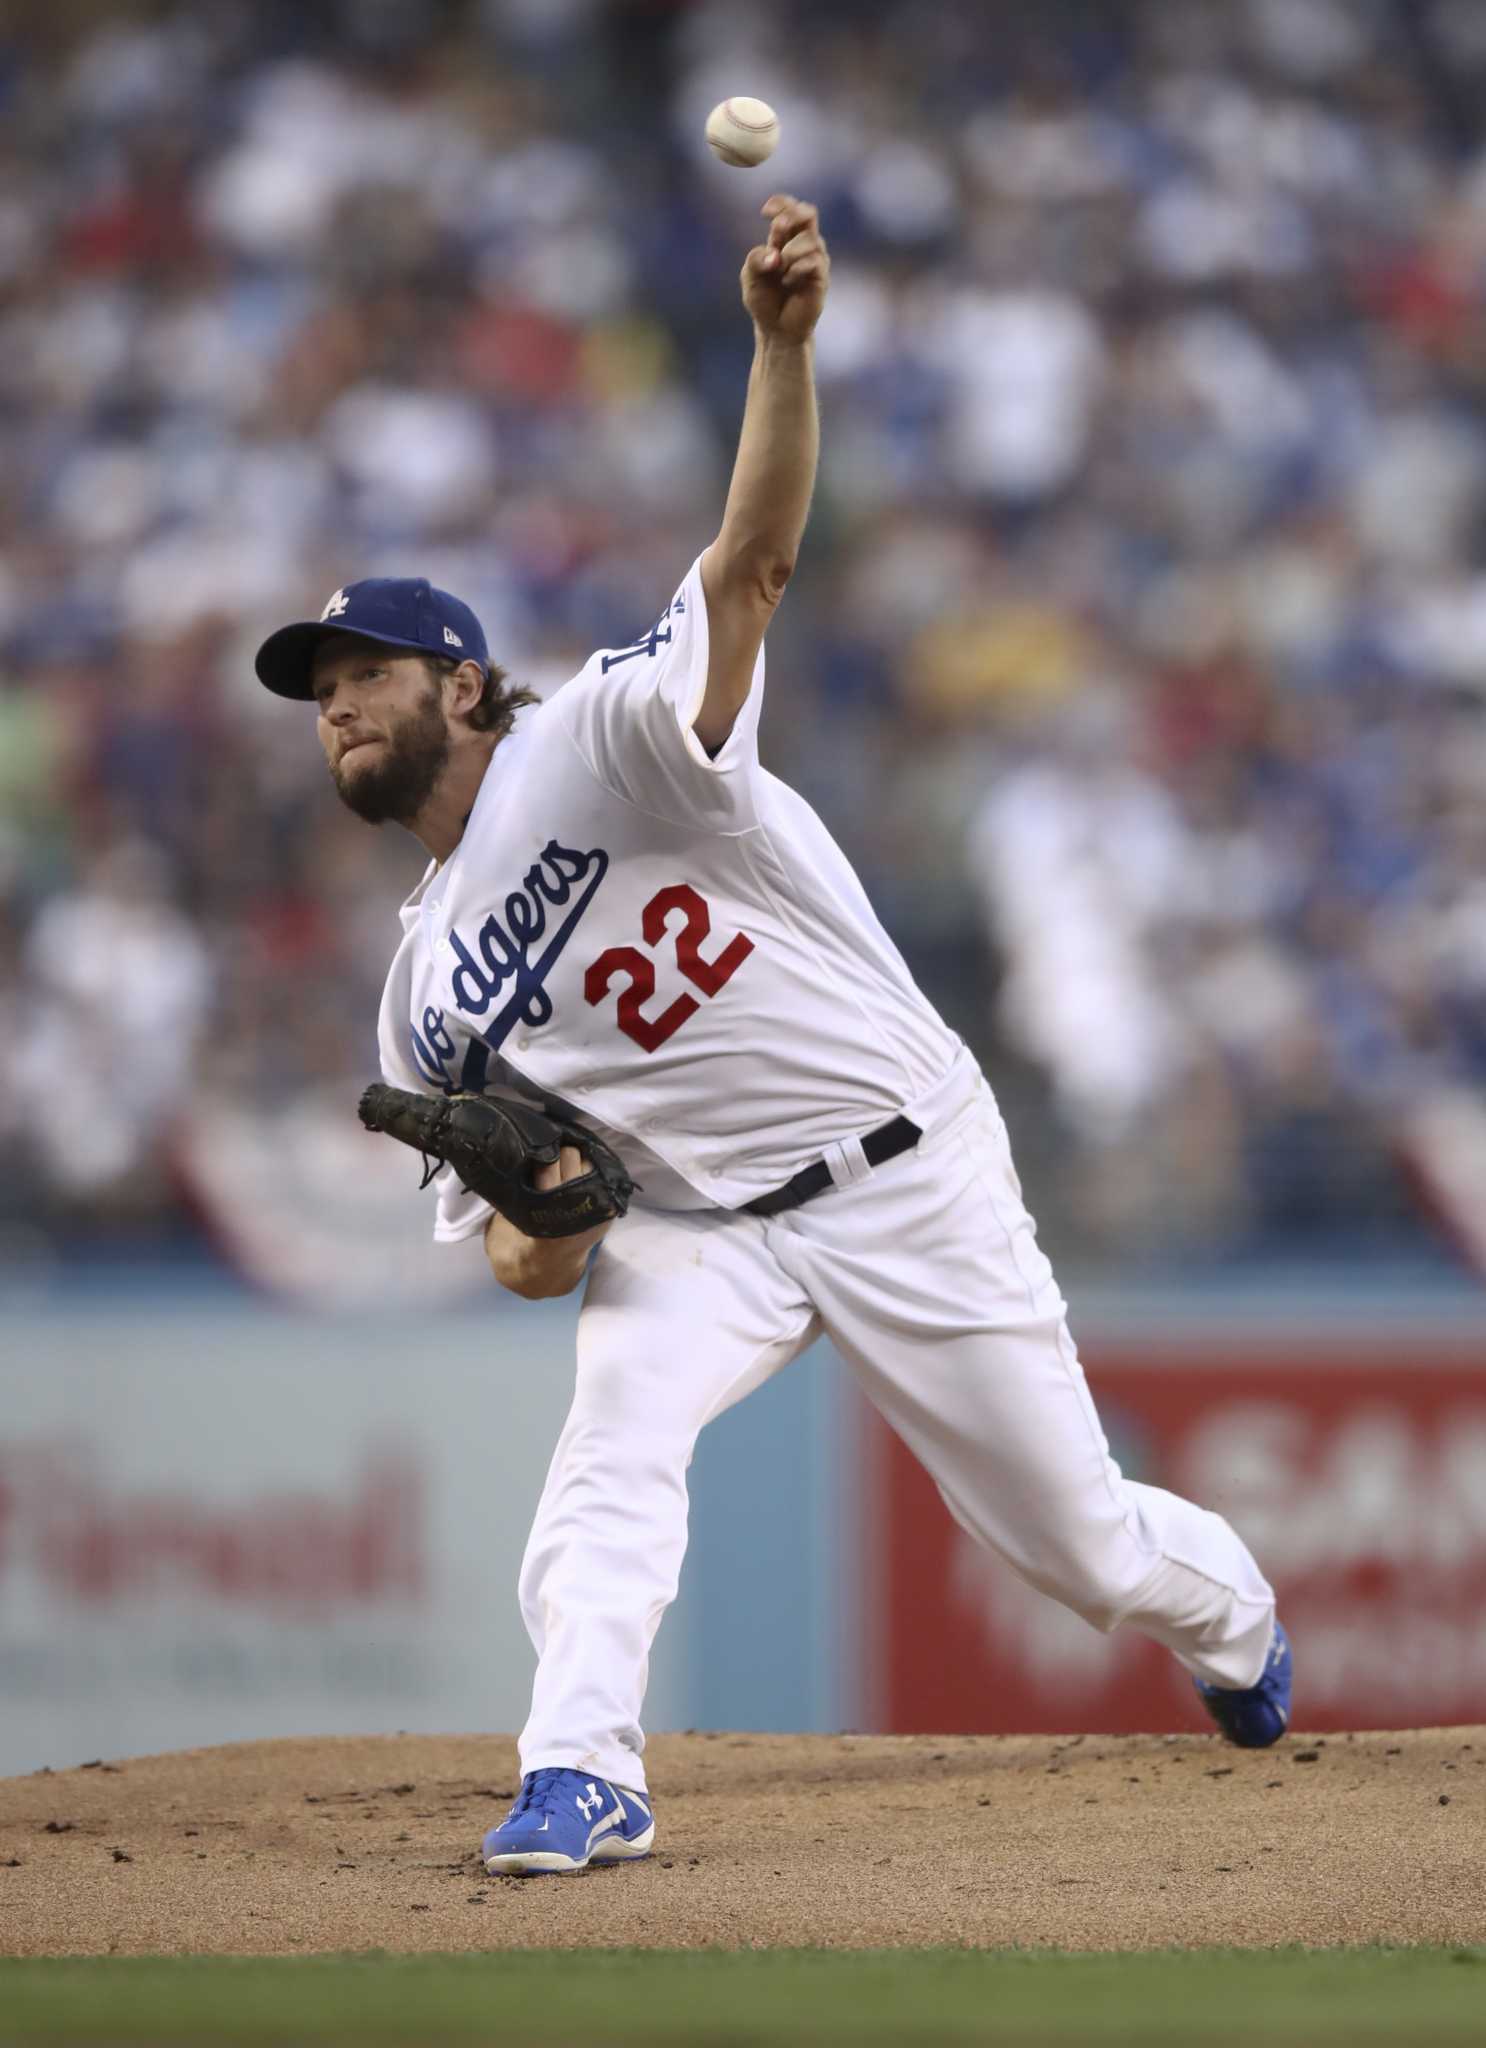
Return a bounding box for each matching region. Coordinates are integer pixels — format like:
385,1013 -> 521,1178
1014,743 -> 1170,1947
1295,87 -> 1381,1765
741,1114 -> 922,1219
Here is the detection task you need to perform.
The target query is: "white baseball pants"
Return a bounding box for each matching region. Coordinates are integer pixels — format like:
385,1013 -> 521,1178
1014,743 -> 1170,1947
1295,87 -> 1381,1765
516,1060 -> 1275,1795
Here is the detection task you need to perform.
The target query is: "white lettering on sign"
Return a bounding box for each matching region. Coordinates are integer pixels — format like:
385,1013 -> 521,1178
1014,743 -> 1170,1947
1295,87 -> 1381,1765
1182,1404 -> 1486,1580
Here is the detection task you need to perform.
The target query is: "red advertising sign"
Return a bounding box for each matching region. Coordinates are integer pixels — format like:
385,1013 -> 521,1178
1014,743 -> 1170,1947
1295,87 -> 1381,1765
874,1342 -> 1486,1734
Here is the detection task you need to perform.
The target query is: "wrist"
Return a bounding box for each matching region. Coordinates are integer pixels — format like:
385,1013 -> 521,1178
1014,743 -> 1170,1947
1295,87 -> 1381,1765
753,329 -> 815,362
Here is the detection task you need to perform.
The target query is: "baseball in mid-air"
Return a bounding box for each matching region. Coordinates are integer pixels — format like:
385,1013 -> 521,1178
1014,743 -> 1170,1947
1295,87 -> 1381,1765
705,97 -> 780,168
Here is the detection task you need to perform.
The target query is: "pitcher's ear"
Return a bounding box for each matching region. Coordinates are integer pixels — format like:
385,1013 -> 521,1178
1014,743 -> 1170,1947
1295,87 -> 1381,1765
447,659 -> 487,719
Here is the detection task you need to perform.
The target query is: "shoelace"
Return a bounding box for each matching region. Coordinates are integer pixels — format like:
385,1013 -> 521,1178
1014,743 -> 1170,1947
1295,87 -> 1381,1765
508,1767 -> 581,1820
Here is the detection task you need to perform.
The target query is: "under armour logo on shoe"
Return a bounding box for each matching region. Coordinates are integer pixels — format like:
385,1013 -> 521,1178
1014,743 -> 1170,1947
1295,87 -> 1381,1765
321,589 -> 350,619
576,1782 -> 604,1821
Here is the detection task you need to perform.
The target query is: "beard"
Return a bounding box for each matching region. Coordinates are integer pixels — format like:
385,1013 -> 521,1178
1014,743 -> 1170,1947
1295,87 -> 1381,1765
330,685 -> 450,825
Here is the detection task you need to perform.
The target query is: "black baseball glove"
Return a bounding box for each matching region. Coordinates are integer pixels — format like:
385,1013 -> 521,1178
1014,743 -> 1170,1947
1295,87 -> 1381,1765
358,1084 -> 635,1238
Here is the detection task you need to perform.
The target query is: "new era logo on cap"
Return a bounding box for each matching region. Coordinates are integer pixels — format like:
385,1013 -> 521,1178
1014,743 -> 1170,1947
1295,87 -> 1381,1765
255,576 -> 491,701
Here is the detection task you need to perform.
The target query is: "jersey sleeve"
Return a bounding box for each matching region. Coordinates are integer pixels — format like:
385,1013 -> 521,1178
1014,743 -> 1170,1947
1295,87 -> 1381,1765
553,552 -> 764,830
429,1166 -> 495,1245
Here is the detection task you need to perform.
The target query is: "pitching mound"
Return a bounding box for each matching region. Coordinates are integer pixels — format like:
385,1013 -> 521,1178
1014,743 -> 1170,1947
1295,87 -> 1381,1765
1,1729 -> 1481,1955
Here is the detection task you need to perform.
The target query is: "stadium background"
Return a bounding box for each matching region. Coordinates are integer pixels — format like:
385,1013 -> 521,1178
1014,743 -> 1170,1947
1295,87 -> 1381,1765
3,0 -> 1486,1776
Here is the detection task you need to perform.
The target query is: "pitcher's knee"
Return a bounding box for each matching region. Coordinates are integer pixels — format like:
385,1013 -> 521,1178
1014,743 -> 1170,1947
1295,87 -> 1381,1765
518,1446 -> 691,1623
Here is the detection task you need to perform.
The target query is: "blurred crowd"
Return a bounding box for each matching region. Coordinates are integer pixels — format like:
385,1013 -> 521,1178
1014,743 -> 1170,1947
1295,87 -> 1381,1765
5,0 -> 1486,1271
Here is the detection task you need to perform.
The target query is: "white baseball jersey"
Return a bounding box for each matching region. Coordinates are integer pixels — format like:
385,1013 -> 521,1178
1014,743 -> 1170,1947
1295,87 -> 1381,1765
375,553 -> 962,1241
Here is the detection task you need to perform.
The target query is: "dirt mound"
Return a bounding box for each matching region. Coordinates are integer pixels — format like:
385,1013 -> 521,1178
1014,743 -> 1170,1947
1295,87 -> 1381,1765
1,1728 -> 1481,1955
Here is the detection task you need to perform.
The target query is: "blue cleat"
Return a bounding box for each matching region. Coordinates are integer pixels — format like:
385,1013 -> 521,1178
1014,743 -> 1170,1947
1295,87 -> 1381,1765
1195,1621 -> 1293,1749
482,1768 -> 655,1876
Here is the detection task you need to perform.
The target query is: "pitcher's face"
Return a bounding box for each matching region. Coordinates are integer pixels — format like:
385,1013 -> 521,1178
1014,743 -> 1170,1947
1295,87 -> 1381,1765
311,640 -> 451,826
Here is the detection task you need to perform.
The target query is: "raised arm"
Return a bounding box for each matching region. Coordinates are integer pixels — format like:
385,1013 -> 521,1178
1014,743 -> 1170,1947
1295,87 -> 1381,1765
695,194 -> 829,754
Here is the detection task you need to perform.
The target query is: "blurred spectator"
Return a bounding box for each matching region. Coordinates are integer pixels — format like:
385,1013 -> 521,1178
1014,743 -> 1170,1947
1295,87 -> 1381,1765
13,837 -> 210,1199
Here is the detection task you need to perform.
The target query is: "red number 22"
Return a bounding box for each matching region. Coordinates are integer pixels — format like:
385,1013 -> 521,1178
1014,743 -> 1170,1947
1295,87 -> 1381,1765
583,884 -> 754,1053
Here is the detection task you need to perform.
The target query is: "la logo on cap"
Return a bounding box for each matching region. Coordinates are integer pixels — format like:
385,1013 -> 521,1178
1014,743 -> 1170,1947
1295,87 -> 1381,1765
321,589 -> 350,620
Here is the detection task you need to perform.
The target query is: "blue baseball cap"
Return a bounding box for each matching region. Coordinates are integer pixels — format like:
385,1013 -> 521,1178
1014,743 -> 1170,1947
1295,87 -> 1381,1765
255,577 -> 490,701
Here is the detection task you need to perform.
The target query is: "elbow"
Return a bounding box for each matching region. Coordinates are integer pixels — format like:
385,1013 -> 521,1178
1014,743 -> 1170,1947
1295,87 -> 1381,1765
485,1233 -> 584,1300
758,551 -> 795,606
761,548 -> 798,602
491,1256 -> 572,1301
741,545 -> 795,612
497,1267 -> 550,1301
513,1267 -> 583,1301
711,540 -> 795,611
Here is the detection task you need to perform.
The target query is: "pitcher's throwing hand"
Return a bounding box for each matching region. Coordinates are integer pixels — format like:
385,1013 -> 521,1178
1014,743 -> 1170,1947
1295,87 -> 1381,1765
744,195 -> 831,342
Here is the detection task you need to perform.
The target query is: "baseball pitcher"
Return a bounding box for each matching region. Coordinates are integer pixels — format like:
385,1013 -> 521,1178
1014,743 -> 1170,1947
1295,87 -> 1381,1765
257,196 -> 1291,1877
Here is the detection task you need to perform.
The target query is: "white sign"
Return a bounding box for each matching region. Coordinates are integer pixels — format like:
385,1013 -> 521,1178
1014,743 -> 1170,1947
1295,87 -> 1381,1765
0,1295 -> 682,1775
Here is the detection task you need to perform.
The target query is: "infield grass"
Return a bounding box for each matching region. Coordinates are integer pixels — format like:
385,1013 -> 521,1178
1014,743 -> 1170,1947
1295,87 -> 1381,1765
0,1946 -> 1482,2045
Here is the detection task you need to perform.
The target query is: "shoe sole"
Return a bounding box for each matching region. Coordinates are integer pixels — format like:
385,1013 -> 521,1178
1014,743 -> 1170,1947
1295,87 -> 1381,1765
485,1822 -> 655,1878
1199,1703 -> 1289,1748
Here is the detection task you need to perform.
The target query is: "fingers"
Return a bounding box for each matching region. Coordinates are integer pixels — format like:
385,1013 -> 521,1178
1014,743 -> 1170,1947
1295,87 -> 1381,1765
532,1143 -> 587,1193
758,194 -> 825,278
768,231 -> 825,280
762,192 -> 810,230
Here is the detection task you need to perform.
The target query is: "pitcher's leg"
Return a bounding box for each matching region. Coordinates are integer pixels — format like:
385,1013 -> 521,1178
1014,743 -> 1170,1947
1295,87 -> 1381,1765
780,1091 -> 1275,1690
887,1307 -> 1275,1688
517,1204 -> 816,1792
